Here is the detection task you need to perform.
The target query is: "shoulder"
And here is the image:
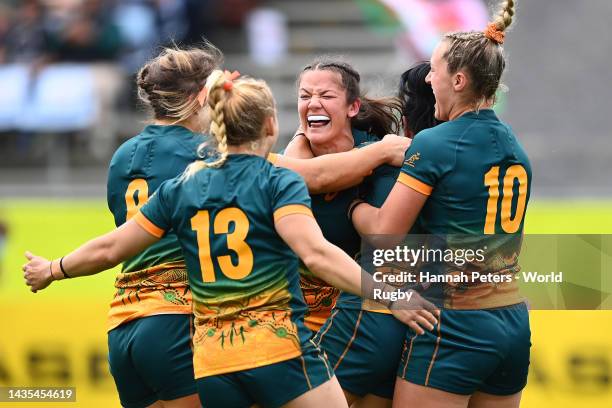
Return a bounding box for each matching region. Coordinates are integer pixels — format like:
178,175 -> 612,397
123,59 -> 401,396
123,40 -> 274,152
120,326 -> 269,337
408,125 -> 450,152
266,163 -> 308,199
155,175 -> 185,200
109,133 -> 144,168
414,120 -> 462,140
352,128 -> 379,147
269,163 -> 306,185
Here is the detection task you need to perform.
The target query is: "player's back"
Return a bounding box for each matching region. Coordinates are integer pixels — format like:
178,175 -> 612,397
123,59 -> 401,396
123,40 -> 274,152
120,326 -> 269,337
107,124 -> 205,271
399,109 -> 531,308
106,124 -> 205,330
402,109 -> 531,235
139,154 -> 314,376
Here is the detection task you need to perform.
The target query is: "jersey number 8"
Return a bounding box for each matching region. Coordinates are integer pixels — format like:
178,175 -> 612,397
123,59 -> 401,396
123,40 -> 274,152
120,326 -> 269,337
125,179 -> 149,220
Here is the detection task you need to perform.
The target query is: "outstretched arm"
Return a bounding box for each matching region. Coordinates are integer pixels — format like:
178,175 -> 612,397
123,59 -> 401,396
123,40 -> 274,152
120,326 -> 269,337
23,219 -> 160,292
275,212 -> 438,334
274,134 -> 411,194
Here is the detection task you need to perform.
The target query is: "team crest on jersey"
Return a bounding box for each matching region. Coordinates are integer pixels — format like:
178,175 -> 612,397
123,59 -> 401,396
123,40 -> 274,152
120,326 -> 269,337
404,152 -> 421,168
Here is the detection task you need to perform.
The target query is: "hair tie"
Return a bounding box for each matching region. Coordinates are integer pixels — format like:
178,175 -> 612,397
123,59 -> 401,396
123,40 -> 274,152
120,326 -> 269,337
483,22 -> 505,44
222,70 -> 240,91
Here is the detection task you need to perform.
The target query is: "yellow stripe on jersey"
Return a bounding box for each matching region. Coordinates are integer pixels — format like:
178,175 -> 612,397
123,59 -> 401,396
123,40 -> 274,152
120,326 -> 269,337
273,204 -> 314,222
397,173 -> 434,196
267,152 -> 279,165
134,211 -> 166,238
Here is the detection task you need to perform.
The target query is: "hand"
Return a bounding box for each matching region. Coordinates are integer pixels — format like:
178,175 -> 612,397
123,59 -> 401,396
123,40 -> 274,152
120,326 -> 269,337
23,251 -> 54,293
389,289 -> 440,335
380,134 -> 411,167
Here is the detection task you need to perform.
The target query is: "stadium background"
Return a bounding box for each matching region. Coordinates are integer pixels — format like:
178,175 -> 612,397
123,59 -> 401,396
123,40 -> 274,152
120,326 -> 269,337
0,0 -> 610,407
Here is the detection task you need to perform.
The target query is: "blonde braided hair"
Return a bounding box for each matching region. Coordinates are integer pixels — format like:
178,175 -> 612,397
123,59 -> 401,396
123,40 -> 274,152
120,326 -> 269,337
203,70 -> 230,169
184,71 -> 277,178
492,0 -> 515,32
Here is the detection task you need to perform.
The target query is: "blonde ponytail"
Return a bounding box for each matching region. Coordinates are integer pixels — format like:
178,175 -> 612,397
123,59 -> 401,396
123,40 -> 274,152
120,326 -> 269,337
493,0 -> 515,32
184,70 -> 232,178
183,70 -> 277,179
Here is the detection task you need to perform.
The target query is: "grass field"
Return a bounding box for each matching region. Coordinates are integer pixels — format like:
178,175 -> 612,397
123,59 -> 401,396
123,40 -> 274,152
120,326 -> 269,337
0,199 -> 611,407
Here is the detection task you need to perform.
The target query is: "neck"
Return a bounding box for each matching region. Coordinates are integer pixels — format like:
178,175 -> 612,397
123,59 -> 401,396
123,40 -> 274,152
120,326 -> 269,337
227,140 -> 269,158
448,100 -> 493,121
154,117 -> 200,133
309,128 -> 354,156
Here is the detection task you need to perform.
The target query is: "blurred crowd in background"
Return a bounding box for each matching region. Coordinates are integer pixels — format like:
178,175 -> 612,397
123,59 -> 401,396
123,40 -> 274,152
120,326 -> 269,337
0,0 -> 607,198
0,0 -> 492,164
0,0 -> 264,161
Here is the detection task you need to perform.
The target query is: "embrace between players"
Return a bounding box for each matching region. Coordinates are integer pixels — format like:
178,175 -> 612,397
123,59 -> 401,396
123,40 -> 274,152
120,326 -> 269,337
24,1 -> 531,407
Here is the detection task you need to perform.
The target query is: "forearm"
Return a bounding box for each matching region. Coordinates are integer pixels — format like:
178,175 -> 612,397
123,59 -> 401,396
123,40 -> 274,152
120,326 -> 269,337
303,243 -> 362,295
49,220 -> 157,280
351,202 -> 406,248
303,242 -> 395,306
309,144 -> 389,193
276,142 -> 390,194
352,202 -> 384,236
50,232 -> 122,280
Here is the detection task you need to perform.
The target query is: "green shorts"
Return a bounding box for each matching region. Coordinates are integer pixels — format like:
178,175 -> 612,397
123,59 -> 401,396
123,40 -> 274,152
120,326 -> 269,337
195,341 -> 332,408
108,314 -> 196,408
398,302 -> 531,395
313,307 -> 406,399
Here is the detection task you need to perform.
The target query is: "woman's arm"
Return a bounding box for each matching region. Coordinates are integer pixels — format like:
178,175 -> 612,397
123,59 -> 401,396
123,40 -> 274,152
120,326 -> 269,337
275,212 -> 438,334
275,134 -> 411,194
23,219 -> 160,292
352,181 -> 428,237
283,133 -> 314,159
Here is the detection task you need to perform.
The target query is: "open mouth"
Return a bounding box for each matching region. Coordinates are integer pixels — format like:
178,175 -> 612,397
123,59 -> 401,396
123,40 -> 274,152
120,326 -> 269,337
307,115 -> 331,128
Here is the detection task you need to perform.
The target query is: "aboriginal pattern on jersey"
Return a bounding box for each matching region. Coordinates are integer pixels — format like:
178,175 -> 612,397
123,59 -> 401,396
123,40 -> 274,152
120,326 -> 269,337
108,261 -> 192,330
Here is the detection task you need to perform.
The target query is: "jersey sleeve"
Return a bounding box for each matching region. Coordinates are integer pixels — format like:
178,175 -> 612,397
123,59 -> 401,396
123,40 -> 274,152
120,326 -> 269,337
363,164 -> 399,207
134,179 -> 175,238
267,152 -> 280,165
398,129 -> 453,196
270,168 -> 313,222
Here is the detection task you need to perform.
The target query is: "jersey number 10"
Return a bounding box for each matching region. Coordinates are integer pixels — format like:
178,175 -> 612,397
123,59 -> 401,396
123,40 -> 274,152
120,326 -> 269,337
484,165 -> 528,234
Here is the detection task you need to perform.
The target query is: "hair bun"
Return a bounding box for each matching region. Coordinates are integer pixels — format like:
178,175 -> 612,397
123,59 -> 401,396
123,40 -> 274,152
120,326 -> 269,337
484,22 -> 505,44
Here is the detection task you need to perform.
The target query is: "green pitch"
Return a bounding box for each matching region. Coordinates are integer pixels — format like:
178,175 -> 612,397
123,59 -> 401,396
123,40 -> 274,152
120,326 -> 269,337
1,199 -> 611,299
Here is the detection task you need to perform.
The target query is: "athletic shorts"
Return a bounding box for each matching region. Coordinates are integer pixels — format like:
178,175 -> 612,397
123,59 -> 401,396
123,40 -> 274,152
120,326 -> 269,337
313,307 -> 406,399
398,302 -> 531,396
195,342 -> 332,408
108,314 -> 196,408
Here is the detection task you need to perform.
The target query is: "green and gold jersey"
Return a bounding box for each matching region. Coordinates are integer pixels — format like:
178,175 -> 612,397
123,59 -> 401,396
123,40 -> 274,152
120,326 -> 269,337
106,124 -> 205,330
398,109 -> 532,308
135,154 -> 316,378
337,162 -> 401,313
298,129 -> 379,330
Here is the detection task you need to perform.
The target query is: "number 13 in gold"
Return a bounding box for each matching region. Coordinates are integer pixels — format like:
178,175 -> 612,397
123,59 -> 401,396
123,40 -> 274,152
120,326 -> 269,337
191,208 -> 254,282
